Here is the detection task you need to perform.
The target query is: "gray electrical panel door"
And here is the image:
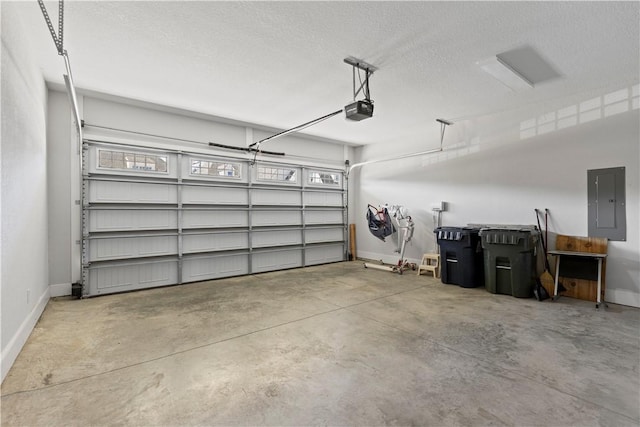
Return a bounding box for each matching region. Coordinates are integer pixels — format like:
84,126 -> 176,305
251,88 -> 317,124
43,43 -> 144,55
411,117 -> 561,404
588,167 -> 626,241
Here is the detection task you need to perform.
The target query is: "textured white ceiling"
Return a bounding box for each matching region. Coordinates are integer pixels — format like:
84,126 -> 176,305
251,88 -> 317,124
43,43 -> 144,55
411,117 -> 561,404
15,1 -> 640,146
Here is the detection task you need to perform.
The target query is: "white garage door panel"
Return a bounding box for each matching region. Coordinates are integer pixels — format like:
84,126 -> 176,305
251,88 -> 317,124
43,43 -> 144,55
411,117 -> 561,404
252,229 -> 302,248
305,244 -> 344,265
252,210 -> 301,227
305,210 -> 343,225
89,181 -> 177,204
182,210 -> 249,228
89,260 -> 178,294
305,227 -> 344,243
182,253 -> 249,282
89,235 -> 178,262
251,189 -> 300,206
182,185 -> 248,205
89,209 -> 178,232
252,249 -> 303,273
83,141 -> 346,296
182,232 -> 249,253
304,191 -> 343,207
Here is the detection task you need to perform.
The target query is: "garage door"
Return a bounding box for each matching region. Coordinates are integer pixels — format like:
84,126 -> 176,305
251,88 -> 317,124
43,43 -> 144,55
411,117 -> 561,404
82,140 -> 346,296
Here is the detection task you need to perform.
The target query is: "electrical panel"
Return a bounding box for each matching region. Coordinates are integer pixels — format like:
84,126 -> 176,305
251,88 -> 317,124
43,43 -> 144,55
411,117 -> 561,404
588,167 -> 626,241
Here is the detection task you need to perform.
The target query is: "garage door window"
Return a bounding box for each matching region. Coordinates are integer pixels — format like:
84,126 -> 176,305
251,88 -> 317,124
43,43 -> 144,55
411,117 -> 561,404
257,166 -> 297,183
98,149 -> 168,173
191,159 -> 241,178
308,170 -> 341,186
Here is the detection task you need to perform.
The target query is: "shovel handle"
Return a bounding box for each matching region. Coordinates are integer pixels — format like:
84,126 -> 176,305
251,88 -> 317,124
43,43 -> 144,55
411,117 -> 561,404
535,209 -> 553,272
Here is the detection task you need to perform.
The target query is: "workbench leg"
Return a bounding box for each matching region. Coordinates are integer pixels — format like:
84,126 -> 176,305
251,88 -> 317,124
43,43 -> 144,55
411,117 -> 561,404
596,258 -> 603,310
553,256 -> 561,301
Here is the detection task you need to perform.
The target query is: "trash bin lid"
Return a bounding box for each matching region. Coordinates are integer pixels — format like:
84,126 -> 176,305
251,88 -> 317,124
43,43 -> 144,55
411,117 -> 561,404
472,224 -> 537,233
478,225 -> 539,246
434,226 -> 480,241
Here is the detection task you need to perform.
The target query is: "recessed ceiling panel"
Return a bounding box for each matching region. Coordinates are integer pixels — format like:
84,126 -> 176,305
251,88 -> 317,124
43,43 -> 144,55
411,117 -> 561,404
497,46 -> 562,85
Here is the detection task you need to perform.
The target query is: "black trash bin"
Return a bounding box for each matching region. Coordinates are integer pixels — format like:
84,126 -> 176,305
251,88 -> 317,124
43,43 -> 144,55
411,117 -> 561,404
435,226 -> 484,288
479,227 -> 539,298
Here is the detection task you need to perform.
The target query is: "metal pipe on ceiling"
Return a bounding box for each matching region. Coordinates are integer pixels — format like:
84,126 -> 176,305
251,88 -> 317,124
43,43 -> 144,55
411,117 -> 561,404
347,147 -> 443,176
348,118 -> 452,176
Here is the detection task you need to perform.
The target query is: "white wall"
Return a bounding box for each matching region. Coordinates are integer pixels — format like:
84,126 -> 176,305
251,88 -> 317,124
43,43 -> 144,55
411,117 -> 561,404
353,92 -> 639,307
1,3 -> 50,382
47,91 -> 73,295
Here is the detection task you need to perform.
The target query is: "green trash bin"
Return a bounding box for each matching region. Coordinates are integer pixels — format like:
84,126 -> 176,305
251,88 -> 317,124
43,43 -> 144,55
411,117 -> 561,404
479,227 -> 539,298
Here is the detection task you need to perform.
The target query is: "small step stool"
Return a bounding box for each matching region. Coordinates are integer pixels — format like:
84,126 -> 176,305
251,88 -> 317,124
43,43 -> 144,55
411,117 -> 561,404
417,253 -> 440,278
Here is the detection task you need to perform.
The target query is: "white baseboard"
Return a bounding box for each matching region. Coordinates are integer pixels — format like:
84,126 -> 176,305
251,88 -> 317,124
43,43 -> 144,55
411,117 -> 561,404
606,288 -> 640,308
50,282 -> 72,297
1,287 -> 50,383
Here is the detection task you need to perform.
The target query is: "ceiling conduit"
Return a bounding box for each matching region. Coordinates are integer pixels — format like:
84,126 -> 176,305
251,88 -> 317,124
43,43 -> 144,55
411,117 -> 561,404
347,118 -> 452,176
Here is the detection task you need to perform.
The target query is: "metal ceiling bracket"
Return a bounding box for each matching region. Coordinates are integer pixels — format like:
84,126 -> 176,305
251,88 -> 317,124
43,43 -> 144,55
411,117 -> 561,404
38,0 -> 65,55
436,118 -> 453,149
37,0 -> 81,136
344,56 -> 377,101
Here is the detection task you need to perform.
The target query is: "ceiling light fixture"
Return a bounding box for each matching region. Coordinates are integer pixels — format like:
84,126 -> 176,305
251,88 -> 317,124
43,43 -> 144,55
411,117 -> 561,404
478,56 -> 533,91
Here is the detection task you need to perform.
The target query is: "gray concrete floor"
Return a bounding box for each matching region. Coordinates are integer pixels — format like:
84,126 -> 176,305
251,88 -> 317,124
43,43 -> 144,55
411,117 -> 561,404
1,261 -> 639,426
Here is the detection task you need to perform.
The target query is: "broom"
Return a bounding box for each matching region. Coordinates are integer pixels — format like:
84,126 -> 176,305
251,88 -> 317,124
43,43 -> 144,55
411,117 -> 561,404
535,209 -> 556,298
